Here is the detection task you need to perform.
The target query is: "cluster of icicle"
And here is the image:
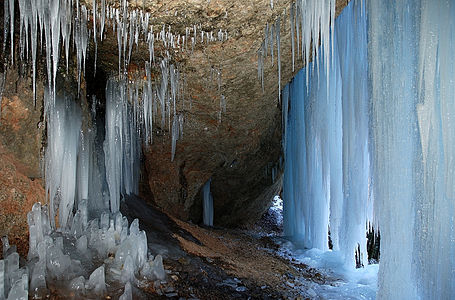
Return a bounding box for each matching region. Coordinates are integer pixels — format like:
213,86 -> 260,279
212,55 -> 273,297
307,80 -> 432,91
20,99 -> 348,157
0,201 -> 165,299
257,0 -> 336,101
44,89 -> 110,228
105,61 -> 186,164
9,0 -> 228,104
282,0 -> 370,268
209,66 -> 226,123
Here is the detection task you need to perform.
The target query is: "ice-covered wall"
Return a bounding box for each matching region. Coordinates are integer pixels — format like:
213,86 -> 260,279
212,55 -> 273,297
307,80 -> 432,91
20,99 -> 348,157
282,0 -> 370,265
285,0 -> 455,297
369,0 -> 455,298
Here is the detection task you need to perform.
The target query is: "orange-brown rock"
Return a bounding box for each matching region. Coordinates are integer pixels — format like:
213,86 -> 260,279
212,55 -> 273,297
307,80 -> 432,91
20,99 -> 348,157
0,69 -> 46,257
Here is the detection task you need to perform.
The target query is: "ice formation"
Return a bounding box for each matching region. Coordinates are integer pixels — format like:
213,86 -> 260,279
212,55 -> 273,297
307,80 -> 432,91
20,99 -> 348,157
0,69 -> 170,298
10,0 -> 228,107
104,78 -> 141,213
368,0 -> 455,298
258,0 -> 336,98
202,179 -> 214,227
282,0 -> 369,266
0,202 -> 165,299
283,0 -> 455,298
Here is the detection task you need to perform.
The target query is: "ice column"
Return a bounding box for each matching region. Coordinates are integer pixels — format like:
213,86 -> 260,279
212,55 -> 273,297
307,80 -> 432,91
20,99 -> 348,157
202,179 -> 214,227
336,1 -> 370,266
283,1 -> 369,261
45,90 -> 82,229
368,0 -> 420,299
282,26 -> 342,251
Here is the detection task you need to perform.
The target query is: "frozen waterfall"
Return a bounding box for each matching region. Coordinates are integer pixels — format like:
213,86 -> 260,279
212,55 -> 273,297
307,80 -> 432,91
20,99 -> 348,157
283,0 -> 455,298
282,0 -> 370,266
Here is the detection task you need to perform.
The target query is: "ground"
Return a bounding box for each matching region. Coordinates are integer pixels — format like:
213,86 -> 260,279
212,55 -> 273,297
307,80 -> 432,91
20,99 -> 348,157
119,195 -> 335,299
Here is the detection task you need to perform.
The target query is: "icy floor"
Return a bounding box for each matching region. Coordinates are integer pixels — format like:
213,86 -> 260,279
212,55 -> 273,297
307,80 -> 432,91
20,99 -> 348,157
278,240 -> 378,299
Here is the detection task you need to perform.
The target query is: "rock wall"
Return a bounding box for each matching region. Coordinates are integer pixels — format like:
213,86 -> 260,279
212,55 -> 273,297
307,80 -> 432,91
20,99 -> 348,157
0,68 -> 45,256
0,0 -> 350,240
137,0 -> 348,225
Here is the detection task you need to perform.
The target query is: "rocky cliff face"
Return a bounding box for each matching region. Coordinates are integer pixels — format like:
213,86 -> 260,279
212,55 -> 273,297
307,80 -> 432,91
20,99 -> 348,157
0,0 -> 349,243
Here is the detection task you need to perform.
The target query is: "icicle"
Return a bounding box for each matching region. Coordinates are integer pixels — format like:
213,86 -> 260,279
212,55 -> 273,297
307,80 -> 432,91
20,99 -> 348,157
270,24 -> 274,65
220,94 -> 226,114
3,0 -> 9,55
0,72 -> 5,124
93,0 -> 98,74
178,114 -> 184,138
144,62 -> 153,145
290,2 -> 295,72
202,179 -> 214,226
170,64 -> 177,116
276,17 -> 281,102
101,0 -> 106,40
158,59 -> 168,129
8,0 -> 14,62
171,115 -> 179,161
264,23 -> 269,58
295,0 -> 300,60
50,0 -> 61,97
127,12 -> 134,67
116,11 -> 122,76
